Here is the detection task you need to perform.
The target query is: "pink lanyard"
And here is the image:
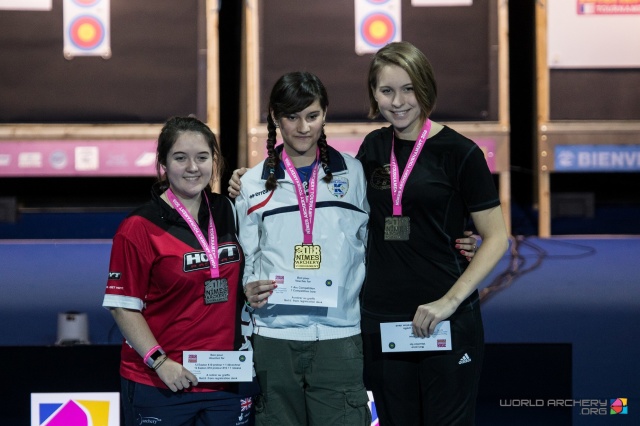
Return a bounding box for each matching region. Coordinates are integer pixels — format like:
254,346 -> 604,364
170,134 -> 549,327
282,149 -> 320,245
390,119 -> 432,216
166,189 -> 220,278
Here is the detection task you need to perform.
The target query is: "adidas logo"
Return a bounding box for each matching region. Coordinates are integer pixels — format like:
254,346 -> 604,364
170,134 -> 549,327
458,353 -> 472,365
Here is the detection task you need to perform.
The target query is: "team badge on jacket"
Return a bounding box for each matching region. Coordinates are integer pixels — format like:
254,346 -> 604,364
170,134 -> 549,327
328,177 -> 349,198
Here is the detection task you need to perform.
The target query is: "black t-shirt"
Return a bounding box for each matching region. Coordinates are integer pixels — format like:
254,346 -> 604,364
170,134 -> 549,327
357,125 -> 500,320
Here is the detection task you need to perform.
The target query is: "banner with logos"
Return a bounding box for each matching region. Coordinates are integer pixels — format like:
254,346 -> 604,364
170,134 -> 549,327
548,0 -> 640,68
0,140 -> 156,177
555,145 -> 640,171
31,392 -> 119,426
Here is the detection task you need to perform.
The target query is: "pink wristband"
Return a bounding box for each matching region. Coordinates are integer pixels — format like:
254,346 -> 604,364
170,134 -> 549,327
143,345 -> 162,365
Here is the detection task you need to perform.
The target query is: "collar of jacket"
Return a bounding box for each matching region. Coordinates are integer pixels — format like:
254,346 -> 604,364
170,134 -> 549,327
259,144 -> 348,181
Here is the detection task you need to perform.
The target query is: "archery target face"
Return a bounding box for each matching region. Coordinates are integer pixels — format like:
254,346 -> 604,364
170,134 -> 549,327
355,0 -> 401,55
68,15 -> 105,50
63,0 -> 111,58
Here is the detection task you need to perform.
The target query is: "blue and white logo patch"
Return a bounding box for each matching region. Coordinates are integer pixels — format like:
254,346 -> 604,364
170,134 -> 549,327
329,177 -> 349,198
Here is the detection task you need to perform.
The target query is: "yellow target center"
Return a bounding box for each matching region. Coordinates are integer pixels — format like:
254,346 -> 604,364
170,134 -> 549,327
369,20 -> 388,39
77,23 -> 97,42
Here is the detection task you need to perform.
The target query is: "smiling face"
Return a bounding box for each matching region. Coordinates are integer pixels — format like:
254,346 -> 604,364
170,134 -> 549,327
373,64 -> 424,140
162,131 -> 213,202
274,99 -> 326,167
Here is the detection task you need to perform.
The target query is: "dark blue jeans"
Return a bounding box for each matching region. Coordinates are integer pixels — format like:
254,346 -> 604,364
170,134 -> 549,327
120,377 -> 255,426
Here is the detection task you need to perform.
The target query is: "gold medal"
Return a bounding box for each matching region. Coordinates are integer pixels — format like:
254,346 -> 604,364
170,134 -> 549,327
293,244 -> 322,269
384,216 -> 410,241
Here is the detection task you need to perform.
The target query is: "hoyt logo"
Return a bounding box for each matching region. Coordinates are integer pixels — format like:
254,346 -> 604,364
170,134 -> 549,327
184,243 -> 241,272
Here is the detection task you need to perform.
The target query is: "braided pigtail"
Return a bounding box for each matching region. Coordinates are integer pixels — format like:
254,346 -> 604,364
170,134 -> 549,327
265,115 -> 279,191
318,125 -> 332,183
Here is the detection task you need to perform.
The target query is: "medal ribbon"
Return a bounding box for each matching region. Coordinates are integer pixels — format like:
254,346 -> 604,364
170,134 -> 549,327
282,148 -> 320,245
166,189 -> 220,278
390,119 -> 432,216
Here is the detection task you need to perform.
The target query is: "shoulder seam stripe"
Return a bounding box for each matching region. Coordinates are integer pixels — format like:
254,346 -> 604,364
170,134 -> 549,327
247,190 -> 275,215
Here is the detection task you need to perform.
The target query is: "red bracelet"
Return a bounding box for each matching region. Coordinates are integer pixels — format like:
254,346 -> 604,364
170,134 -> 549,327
143,345 -> 162,365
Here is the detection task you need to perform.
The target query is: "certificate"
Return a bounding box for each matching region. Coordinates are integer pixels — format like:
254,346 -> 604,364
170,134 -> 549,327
183,351 -> 253,382
267,273 -> 338,307
380,321 -> 451,353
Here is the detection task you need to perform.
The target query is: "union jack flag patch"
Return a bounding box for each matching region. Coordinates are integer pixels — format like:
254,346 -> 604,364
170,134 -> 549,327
240,397 -> 253,411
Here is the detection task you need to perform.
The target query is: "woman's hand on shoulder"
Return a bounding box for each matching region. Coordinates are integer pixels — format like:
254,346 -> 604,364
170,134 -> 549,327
227,167 -> 248,198
455,230 -> 479,262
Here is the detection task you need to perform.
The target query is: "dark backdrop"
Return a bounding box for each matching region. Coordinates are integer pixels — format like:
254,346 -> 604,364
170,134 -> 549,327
0,0 -> 202,123
3,1 -> 640,236
259,0 -> 496,123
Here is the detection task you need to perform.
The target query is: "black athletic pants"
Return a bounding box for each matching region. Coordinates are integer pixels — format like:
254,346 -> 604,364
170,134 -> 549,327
362,298 -> 484,426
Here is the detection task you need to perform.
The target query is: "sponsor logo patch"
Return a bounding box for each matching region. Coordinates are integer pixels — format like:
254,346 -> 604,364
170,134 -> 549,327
183,243 -> 241,272
249,189 -> 269,199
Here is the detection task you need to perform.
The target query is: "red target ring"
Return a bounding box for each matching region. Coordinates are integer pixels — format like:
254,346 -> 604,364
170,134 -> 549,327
69,15 -> 105,50
360,12 -> 396,48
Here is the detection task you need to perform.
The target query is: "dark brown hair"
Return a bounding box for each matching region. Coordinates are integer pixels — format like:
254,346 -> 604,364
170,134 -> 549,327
155,116 -> 223,192
265,72 -> 331,191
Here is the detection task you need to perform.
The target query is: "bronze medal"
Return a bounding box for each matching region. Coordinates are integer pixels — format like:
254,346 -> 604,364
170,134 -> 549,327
384,216 -> 410,241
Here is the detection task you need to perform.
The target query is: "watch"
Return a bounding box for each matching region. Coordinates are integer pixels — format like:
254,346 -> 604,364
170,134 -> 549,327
145,347 -> 166,368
